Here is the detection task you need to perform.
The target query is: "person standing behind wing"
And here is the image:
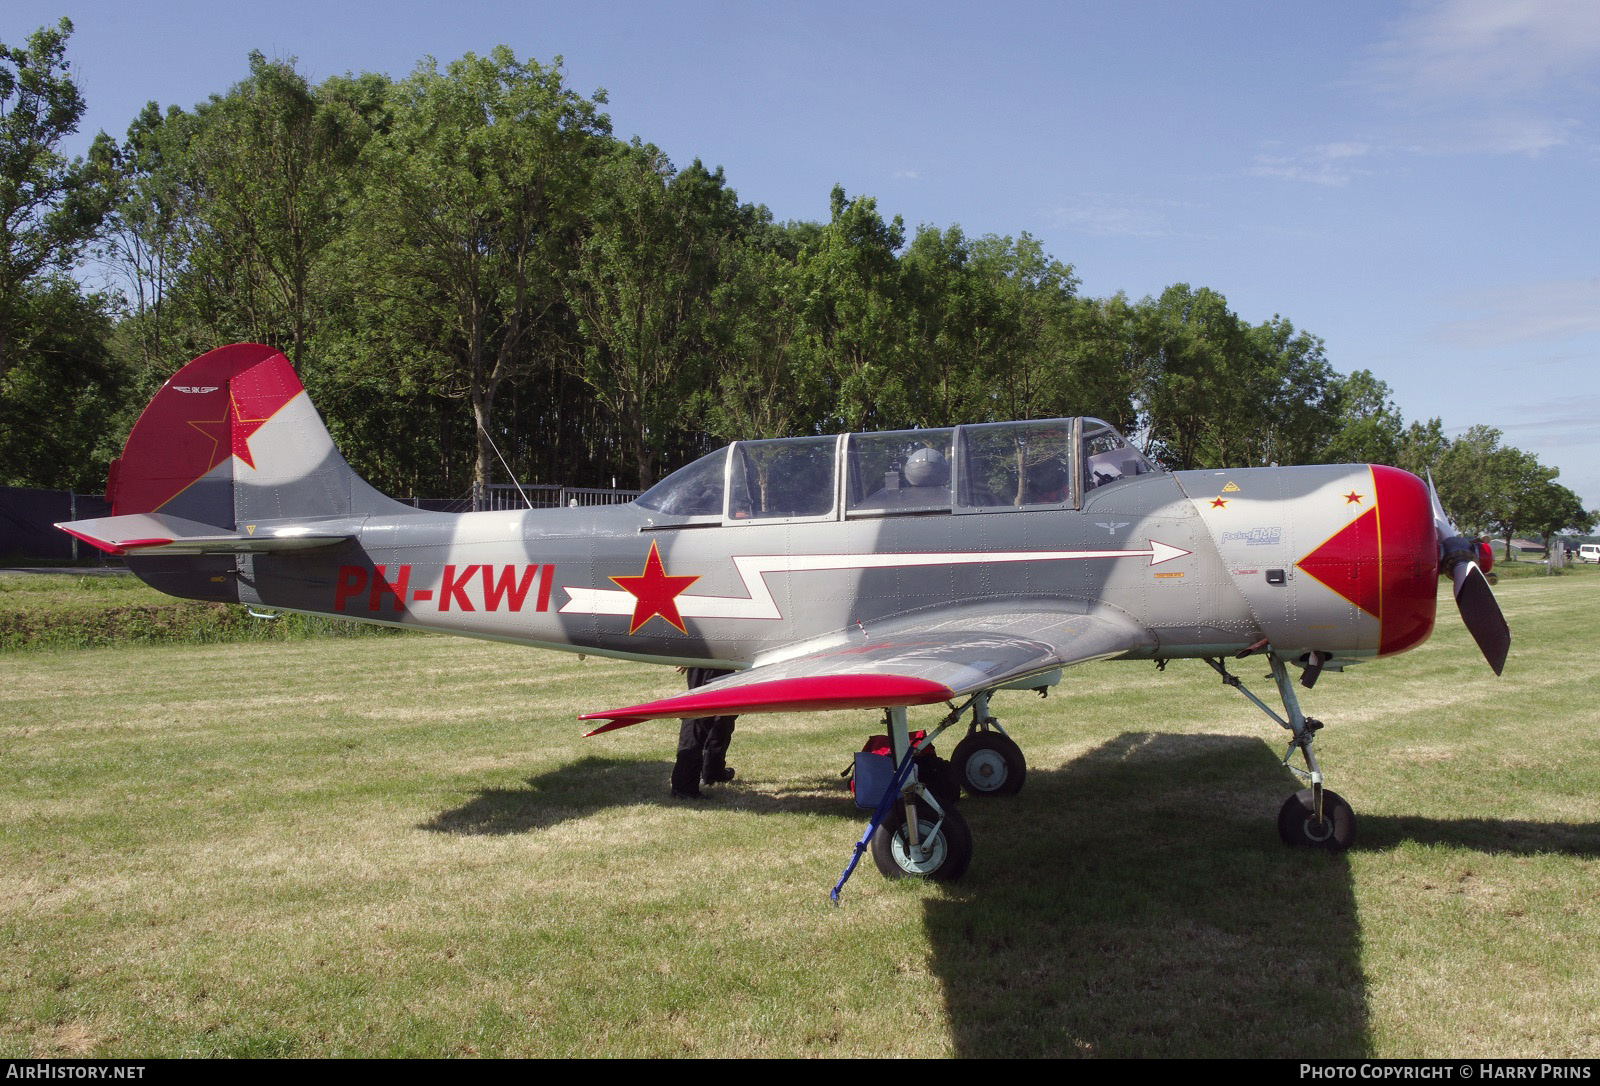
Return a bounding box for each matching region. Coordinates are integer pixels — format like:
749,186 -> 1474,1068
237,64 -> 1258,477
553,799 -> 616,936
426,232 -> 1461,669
670,666 -> 738,799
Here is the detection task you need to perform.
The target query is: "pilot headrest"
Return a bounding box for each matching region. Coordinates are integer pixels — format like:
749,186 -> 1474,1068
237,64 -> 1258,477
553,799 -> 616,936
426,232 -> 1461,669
903,446 -> 949,487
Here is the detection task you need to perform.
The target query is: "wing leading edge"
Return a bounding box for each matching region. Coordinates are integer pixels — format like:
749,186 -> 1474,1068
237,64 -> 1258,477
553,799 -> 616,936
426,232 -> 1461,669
580,604 -> 1154,734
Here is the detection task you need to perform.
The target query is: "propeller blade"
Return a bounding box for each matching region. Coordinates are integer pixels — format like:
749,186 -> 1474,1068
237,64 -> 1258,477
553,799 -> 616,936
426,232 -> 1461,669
1426,469 -> 1456,540
1452,561 -> 1510,676
1428,470 -> 1509,672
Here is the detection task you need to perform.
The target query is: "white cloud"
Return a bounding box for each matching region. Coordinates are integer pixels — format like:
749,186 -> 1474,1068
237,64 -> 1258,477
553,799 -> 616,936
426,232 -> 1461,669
1259,1 -> 1600,181
1358,0 -> 1600,153
1251,141 -> 1378,187
893,169 -> 921,180
1432,278 -> 1600,347
1363,0 -> 1600,105
1492,396 -> 1600,437
1432,112 -> 1581,155
1047,194 -> 1192,238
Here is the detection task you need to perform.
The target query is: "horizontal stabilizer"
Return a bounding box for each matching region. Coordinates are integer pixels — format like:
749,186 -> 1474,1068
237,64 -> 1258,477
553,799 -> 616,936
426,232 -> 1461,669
57,512 -> 351,556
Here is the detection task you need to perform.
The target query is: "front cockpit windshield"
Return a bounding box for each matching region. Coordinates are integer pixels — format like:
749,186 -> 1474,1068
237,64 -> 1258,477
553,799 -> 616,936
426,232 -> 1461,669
635,447 -> 726,517
728,437 -> 838,520
959,421 -> 1074,508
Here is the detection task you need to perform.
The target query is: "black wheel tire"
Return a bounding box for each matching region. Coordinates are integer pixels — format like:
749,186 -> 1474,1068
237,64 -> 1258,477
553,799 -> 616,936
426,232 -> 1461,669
951,732 -> 1026,797
870,801 -> 973,881
1277,788 -> 1356,850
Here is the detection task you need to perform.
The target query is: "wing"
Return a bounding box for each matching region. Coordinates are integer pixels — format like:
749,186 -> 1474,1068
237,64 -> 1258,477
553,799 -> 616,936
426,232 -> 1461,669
580,604 -> 1154,734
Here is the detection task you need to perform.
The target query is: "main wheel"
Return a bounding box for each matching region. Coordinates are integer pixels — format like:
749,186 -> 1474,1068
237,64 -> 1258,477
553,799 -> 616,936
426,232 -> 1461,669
951,732 -> 1026,797
871,801 -> 973,881
1277,788 -> 1356,850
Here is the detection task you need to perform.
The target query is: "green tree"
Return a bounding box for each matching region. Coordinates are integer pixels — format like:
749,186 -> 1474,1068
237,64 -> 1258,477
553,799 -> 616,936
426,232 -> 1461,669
97,101 -> 195,393
0,279 -> 118,489
1523,481 -> 1597,554
565,145 -> 742,486
1322,369 -> 1404,465
1393,417 -> 1449,480
1133,284 -> 1253,469
0,18 -> 120,489
1055,291 -> 1144,430
900,223 -> 986,425
179,54 -> 372,368
1484,447 -> 1557,560
350,48 -> 610,494
698,220 -> 825,443
0,18 -> 109,375
796,185 -> 908,431
1239,315 -> 1339,468
1432,425 -> 1496,537
1429,425 -> 1550,547
905,230 -> 1087,425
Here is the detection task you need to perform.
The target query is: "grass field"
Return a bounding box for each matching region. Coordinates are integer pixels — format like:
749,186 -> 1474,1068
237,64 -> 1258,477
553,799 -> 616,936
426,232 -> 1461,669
0,571 -> 400,650
3,573 -> 1599,1057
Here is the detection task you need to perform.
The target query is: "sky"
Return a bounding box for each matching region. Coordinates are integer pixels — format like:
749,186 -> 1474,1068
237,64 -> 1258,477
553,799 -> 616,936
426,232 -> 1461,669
8,0 -> 1599,509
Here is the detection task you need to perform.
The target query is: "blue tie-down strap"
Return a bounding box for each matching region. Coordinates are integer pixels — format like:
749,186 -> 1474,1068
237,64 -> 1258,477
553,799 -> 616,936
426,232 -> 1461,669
831,749 -> 922,904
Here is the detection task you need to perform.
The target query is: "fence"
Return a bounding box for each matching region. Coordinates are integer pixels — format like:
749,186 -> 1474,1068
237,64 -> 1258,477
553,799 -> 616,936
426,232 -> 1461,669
0,488 -> 112,562
468,483 -> 643,511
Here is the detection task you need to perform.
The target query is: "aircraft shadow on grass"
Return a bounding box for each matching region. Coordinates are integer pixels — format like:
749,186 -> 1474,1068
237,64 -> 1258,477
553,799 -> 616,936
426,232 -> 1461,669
419,732 -> 1596,1057
923,730 -> 1600,1059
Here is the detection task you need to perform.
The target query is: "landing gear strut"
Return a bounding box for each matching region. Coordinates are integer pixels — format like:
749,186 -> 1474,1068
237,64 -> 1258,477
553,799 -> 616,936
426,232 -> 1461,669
1207,652 -> 1357,852
949,692 -> 1027,798
829,686 -> 1041,900
832,703 -> 980,900
866,705 -> 973,881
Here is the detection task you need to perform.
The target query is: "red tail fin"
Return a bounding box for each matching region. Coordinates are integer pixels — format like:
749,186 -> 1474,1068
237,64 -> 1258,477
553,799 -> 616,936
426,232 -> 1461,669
111,343 -> 406,527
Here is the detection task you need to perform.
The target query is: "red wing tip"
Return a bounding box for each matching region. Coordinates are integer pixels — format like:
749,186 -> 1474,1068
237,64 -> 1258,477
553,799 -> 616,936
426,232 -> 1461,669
580,674 -> 954,728
581,718 -> 645,737
56,525 -> 172,556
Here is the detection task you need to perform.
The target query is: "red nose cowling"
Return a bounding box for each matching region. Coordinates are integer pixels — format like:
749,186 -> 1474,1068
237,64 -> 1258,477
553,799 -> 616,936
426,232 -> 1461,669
1371,465 -> 1439,657
1295,465 -> 1438,658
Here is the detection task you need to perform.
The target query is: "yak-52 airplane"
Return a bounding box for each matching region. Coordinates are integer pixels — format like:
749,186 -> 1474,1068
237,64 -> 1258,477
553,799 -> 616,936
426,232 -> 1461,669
59,343 -> 1510,890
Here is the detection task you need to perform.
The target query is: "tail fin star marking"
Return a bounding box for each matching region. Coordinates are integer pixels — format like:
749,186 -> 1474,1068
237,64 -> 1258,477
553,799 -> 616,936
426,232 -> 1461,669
185,388 -> 275,471
113,344 -> 305,516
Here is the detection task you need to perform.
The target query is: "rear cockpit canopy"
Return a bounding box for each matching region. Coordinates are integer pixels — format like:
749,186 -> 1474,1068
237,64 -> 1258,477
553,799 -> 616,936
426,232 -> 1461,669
634,418 -> 1157,524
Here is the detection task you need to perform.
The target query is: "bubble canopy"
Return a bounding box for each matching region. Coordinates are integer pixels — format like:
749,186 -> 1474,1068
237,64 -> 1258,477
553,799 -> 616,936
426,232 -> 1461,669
634,418 -> 1157,525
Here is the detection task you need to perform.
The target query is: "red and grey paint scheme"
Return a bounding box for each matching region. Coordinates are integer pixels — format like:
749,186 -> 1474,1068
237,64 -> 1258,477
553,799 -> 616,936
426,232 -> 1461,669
59,344 -> 1510,885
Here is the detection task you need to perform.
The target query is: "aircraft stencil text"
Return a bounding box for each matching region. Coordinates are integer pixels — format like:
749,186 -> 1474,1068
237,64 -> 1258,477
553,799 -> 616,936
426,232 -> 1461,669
1221,527 -> 1283,546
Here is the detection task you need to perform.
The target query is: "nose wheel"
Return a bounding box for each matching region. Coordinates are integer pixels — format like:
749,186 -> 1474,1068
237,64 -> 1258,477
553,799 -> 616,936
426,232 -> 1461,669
1207,653 -> 1359,853
1277,788 -> 1356,850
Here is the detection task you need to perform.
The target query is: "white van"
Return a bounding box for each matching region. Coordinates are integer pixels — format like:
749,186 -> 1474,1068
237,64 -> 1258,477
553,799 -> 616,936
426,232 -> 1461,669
1580,544 -> 1600,564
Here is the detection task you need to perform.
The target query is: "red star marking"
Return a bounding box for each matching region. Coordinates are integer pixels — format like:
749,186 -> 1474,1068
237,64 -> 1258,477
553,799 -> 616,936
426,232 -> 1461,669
610,541 -> 700,634
1344,491 -> 1363,505
186,390 -> 273,471
1210,497 -> 1229,508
